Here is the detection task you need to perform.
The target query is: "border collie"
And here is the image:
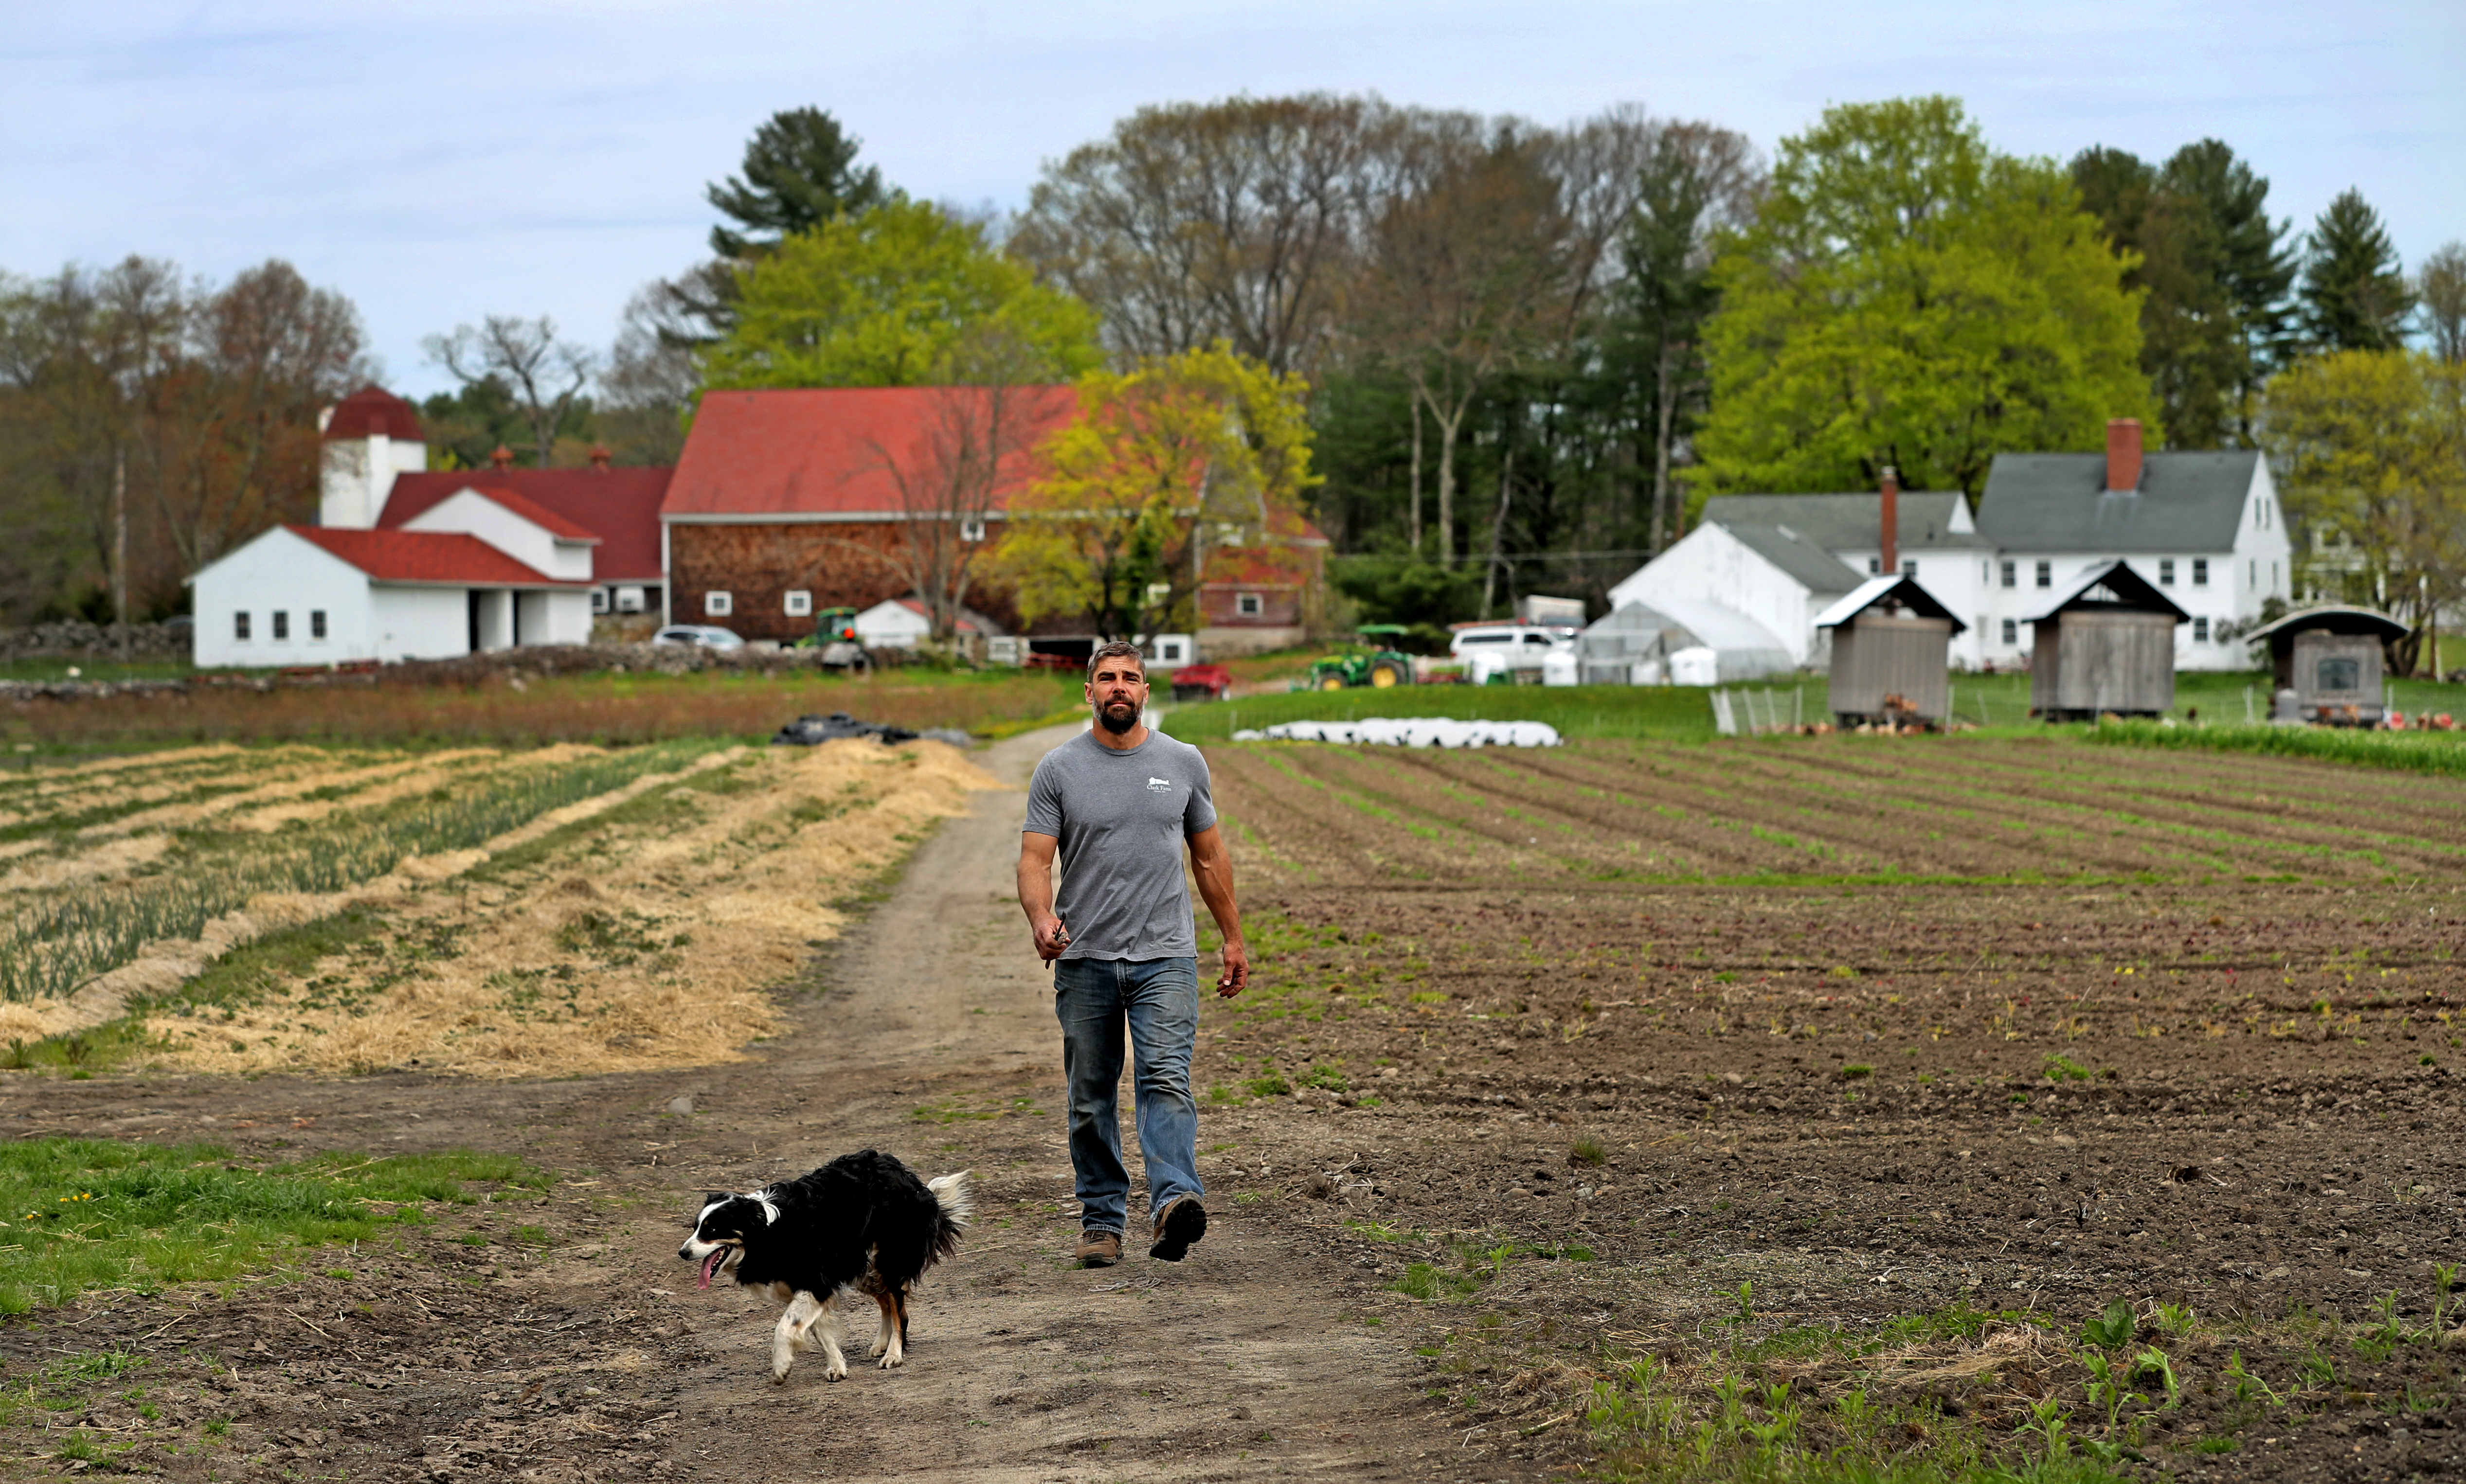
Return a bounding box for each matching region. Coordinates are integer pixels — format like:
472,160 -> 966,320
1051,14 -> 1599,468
678,1149 -> 971,1383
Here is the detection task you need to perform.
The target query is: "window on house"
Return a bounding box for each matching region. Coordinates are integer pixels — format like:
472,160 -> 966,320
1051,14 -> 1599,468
2249,560 -> 2256,588
704,591 -> 733,617
234,611 -> 251,641
2159,559 -> 2176,586
1157,640 -> 1184,662
959,519 -> 987,543
2192,558 -> 2208,587
1902,559 -> 1916,576
310,610 -> 327,640
2193,617 -> 2210,642
1235,592 -> 1263,617
1867,557 -> 1881,575
591,588 -> 610,614
783,590 -> 812,617
2000,560 -> 2016,588
2035,561 -> 2052,588
2000,618 -> 2018,646
271,610 -> 289,640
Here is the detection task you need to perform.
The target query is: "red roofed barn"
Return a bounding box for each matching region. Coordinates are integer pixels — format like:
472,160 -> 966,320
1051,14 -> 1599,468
661,385 -> 1078,642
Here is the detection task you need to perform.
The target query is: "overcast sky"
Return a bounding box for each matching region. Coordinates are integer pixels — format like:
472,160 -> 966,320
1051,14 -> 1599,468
6,0 -> 2459,397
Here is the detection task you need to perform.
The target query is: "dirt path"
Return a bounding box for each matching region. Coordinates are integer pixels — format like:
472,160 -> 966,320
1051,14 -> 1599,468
2,725 -> 1477,1483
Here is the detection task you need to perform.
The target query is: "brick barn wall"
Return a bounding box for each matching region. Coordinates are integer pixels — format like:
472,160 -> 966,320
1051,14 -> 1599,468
666,521 -> 1020,641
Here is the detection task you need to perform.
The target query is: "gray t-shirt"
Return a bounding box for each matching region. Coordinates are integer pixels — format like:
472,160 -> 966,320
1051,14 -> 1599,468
1023,730 -> 1218,961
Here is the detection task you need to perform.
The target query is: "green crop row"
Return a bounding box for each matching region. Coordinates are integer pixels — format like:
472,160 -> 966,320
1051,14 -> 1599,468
0,740 -> 722,1003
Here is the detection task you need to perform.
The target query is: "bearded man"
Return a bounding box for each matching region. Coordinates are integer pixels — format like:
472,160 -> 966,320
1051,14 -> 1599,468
1017,641 -> 1249,1268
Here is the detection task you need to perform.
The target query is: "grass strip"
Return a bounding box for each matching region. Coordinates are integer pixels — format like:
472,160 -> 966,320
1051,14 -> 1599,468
0,1138 -> 545,1313
2081,720 -> 2466,779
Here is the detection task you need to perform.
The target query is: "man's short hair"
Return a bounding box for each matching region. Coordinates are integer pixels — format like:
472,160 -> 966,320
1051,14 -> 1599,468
1086,640 -> 1146,681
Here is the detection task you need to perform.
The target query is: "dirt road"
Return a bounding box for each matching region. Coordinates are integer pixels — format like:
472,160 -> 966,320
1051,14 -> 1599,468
4,725 -> 1480,1483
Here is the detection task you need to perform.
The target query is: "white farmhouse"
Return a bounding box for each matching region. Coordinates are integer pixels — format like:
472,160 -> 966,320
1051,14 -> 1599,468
1973,422 -> 2292,670
1603,420 -> 2291,675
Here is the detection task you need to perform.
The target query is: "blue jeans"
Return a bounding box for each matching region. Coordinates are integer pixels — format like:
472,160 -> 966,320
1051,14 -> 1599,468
1052,956 -> 1203,1235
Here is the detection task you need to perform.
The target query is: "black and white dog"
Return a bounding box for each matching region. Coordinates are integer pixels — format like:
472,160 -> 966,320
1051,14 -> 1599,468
678,1149 -> 971,1383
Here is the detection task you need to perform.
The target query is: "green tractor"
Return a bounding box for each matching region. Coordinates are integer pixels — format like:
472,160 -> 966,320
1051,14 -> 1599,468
1301,625 -> 1417,691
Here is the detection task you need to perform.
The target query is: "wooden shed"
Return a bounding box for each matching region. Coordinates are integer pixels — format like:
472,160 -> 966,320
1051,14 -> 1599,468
1814,575 -> 1968,725
2026,560 -> 2187,721
2242,605 -> 2409,724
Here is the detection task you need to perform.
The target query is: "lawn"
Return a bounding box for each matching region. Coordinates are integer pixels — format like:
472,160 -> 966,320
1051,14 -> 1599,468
0,1139 -> 544,1312
0,665 -> 1087,753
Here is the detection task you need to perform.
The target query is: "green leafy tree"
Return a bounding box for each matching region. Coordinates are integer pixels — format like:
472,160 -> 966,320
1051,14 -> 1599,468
1000,345 -> 1317,639
2264,349 -> 2466,674
700,198 -> 1104,391
2301,188 -> 2416,352
707,107 -> 885,261
1696,96 -> 2155,500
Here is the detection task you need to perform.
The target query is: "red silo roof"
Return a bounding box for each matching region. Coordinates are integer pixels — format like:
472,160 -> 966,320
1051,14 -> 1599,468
665,386 -> 1080,519
323,385 -> 425,443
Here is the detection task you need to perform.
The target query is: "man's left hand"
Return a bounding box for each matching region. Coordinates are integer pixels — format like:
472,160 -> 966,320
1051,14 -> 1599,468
1215,940 -> 1249,998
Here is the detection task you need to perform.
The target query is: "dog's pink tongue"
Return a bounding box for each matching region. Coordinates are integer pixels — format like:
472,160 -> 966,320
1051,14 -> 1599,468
698,1251 -> 721,1289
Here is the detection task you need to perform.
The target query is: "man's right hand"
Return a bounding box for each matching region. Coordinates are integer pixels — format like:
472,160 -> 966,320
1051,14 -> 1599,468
1032,916 -> 1071,962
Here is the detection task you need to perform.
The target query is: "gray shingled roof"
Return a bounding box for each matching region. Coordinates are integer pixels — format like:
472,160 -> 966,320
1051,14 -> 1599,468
1720,523 -> 1863,595
1977,451 -> 2259,553
1698,492 -> 1988,551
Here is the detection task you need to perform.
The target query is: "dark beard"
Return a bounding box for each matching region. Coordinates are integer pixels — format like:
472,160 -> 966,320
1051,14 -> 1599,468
1096,701 -> 1139,735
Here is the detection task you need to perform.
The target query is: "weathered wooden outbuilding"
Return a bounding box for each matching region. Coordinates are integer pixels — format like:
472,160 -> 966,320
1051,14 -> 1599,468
1814,574 -> 1968,724
2242,605 -> 2409,724
2026,560 -> 2187,721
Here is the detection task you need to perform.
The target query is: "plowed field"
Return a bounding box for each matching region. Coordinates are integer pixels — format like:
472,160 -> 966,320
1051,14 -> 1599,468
1182,735 -> 2466,1480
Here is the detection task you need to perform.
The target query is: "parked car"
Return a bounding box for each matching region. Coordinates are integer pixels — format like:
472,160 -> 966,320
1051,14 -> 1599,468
652,624 -> 744,650
1447,622 -> 1575,672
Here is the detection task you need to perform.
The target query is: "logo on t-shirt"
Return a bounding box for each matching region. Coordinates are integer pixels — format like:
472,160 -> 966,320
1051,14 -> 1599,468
1147,776 -> 1173,791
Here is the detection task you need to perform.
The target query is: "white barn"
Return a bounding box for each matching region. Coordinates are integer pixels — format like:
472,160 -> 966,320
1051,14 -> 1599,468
189,525 -> 593,668
1607,520 -> 1859,668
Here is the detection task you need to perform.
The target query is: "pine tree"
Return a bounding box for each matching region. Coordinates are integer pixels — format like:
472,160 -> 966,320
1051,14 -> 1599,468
706,107 -> 886,261
2301,188 -> 2416,352
2161,141 -> 2297,371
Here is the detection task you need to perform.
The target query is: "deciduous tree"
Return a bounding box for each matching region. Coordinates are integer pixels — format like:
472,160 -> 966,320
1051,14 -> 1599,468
1696,96 -> 2155,500
2412,241 -> 2466,365
999,344 -> 1317,639
1009,94 -> 1392,379
423,315 -> 595,467
2264,349 -> 2466,674
1356,119 -> 1570,563
701,198 -> 1103,392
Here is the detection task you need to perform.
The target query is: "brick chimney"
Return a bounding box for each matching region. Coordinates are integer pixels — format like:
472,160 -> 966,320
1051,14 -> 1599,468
2106,419 -> 2142,493
588,443 -> 612,470
489,445 -> 514,470
1878,465 -> 1899,578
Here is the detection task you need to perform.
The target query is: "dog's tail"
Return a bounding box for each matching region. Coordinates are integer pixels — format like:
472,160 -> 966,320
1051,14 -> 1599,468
925,1171 -> 972,1262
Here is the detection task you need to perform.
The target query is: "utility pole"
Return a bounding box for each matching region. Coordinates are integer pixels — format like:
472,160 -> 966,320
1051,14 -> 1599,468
113,445 -> 129,664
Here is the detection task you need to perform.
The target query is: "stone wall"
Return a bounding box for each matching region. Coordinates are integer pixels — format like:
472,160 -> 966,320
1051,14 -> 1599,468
0,620 -> 191,660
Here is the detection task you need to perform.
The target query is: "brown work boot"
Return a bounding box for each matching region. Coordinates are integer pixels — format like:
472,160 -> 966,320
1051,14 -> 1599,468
1148,1196 -> 1207,1262
1074,1229 -> 1121,1268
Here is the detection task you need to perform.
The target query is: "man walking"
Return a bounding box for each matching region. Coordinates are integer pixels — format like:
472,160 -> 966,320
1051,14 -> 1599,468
1019,641 -> 1248,1268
